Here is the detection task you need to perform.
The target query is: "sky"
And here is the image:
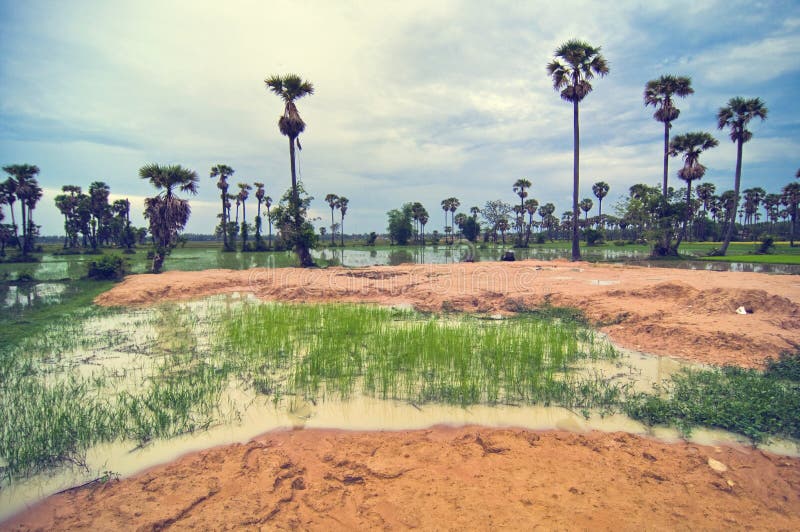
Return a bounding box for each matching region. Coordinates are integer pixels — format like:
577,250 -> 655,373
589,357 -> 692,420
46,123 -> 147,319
1,0 -> 799,236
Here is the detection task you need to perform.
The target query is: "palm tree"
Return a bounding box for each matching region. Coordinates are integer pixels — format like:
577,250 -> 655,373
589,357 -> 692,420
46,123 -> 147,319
579,198 -> 593,223
210,164 -> 235,251
592,181 -> 610,225
0,179 -> 19,249
264,73 -> 315,266
448,197 -> 460,243
547,39 -> 609,261
265,195 -> 273,250
513,178 -> 531,245
3,165 -> 40,253
139,163 -> 199,273
644,75 -> 694,196
669,132 -> 719,241
237,183 -> 252,250
782,182 -> 800,247
524,198 -> 539,246
715,97 -> 768,255
440,199 -> 451,244
338,196 -> 349,247
325,193 -> 339,246
254,182 -> 265,248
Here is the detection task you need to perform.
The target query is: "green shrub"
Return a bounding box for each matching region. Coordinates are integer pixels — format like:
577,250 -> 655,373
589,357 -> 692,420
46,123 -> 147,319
87,254 -> 127,280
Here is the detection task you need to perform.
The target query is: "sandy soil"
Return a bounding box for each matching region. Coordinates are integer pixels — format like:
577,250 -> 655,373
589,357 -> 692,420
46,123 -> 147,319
5,261 -> 800,530
5,427 -> 800,530
93,260 -> 800,367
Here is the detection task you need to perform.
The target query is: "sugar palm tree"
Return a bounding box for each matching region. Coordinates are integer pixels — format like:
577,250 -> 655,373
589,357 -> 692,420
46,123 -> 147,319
325,193 -> 339,246
237,183 -> 252,250
139,163 -> 199,273
669,132 -> 719,241
715,97 -> 768,255
513,178 -> 531,245
210,164 -> 235,251
448,197 -> 460,244
254,182 -> 265,248
592,181 -> 610,223
0,179 -> 19,249
579,198 -> 593,223
265,195 -> 273,250
524,198 -> 538,246
3,165 -> 40,253
440,199 -> 451,244
781,182 -> 800,246
338,196 -> 349,247
547,39 -> 609,261
644,75 -> 694,196
264,73 -> 315,266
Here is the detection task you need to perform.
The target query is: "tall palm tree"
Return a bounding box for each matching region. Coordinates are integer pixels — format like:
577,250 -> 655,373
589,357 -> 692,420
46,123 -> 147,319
139,163 -> 199,273
547,39 -> 609,261
325,193 -> 339,246
782,182 -> 800,247
579,198 -> 593,223
715,97 -> 768,255
0,179 -> 19,249
592,181 -> 610,224
513,178 -> 531,245
524,198 -> 538,246
210,164 -> 235,251
669,132 -> 719,241
644,75 -> 694,196
448,197 -> 460,244
254,182 -> 265,248
3,165 -> 40,253
265,195 -> 273,250
264,73 -> 315,266
440,199 -> 451,244
237,183 -> 252,250
338,196 -> 349,247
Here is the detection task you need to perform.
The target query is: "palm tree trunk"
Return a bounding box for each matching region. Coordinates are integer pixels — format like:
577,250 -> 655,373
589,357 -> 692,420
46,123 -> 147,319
718,139 -> 743,255
330,208 -> 336,246
221,193 -> 228,250
288,136 -> 313,266
267,206 -> 272,250
9,202 -> 20,250
571,99 -> 581,261
340,215 -> 345,247
289,137 -> 299,206
662,121 -> 669,197
242,201 -> 247,249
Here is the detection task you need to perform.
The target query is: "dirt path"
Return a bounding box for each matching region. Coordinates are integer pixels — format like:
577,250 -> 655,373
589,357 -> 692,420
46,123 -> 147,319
94,260 -> 800,367
6,426 -> 799,530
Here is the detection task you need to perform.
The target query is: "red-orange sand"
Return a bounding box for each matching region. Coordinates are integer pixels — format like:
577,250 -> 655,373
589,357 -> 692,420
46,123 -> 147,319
4,261 -> 800,530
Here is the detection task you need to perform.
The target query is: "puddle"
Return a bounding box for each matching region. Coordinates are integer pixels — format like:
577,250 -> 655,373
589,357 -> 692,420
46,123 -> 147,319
588,279 -> 620,286
2,283 -> 67,309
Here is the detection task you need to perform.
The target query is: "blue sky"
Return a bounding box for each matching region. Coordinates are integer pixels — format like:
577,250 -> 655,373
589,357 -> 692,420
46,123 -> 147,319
1,0 -> 798,235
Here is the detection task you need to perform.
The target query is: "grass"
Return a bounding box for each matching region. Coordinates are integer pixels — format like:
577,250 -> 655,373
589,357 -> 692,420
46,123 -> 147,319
699,254 -> 800,265
0,298 -> 623,479
625,352 -> 800,442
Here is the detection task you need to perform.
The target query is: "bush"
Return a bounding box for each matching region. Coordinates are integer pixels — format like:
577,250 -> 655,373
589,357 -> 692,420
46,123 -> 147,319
365,232 -> 377,246
584,229 -> 604,246
756,235 -> 775,255
88,254 -> 127,280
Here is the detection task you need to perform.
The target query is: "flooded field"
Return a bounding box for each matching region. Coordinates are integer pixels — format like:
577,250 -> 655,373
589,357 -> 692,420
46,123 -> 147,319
2,293 -> 798,520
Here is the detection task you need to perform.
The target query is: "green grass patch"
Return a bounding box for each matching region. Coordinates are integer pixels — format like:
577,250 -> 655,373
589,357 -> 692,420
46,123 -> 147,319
625,354 -> 800,442
699,254 -> 800,265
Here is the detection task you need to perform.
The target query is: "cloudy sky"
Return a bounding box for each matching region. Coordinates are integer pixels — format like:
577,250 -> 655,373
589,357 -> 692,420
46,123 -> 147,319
1,0 -> 798,235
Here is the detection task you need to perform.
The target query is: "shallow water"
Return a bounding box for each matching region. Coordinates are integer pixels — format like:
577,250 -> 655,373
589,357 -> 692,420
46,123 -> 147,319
2,295 -> 798,521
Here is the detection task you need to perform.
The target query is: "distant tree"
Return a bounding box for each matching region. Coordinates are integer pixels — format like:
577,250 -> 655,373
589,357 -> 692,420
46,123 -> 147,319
461,215 -> 480,242
592,181 -> 610,223
210,164 -> 235,251
338,196 -> 349,247
264,73 -> 315,266
237,183 -> 252,250
481,199 -> 513,243
644,75 -> 694,196
387,204 -> 413,245
782,182 -> 800,247
254,182 -> 266,249
140,163 -> 198,273
0,179 -> 18,249
3,164 -> 41,254
513,178 -> 531,245
264,195 -> 273,250
325,193 -> 339,246
496,218 -> 510,245
669,131 -> 719,243
524,198 -> 538,246
715,97 -> 768,256
547,39 -> 609,261
579,198 -> 593,223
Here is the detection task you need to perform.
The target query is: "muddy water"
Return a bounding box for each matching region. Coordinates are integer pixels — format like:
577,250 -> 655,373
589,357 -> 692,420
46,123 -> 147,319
2,296 -> 799,521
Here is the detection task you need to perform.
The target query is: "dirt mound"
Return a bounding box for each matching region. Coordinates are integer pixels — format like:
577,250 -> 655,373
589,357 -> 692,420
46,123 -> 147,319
7,427 -> 799,530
